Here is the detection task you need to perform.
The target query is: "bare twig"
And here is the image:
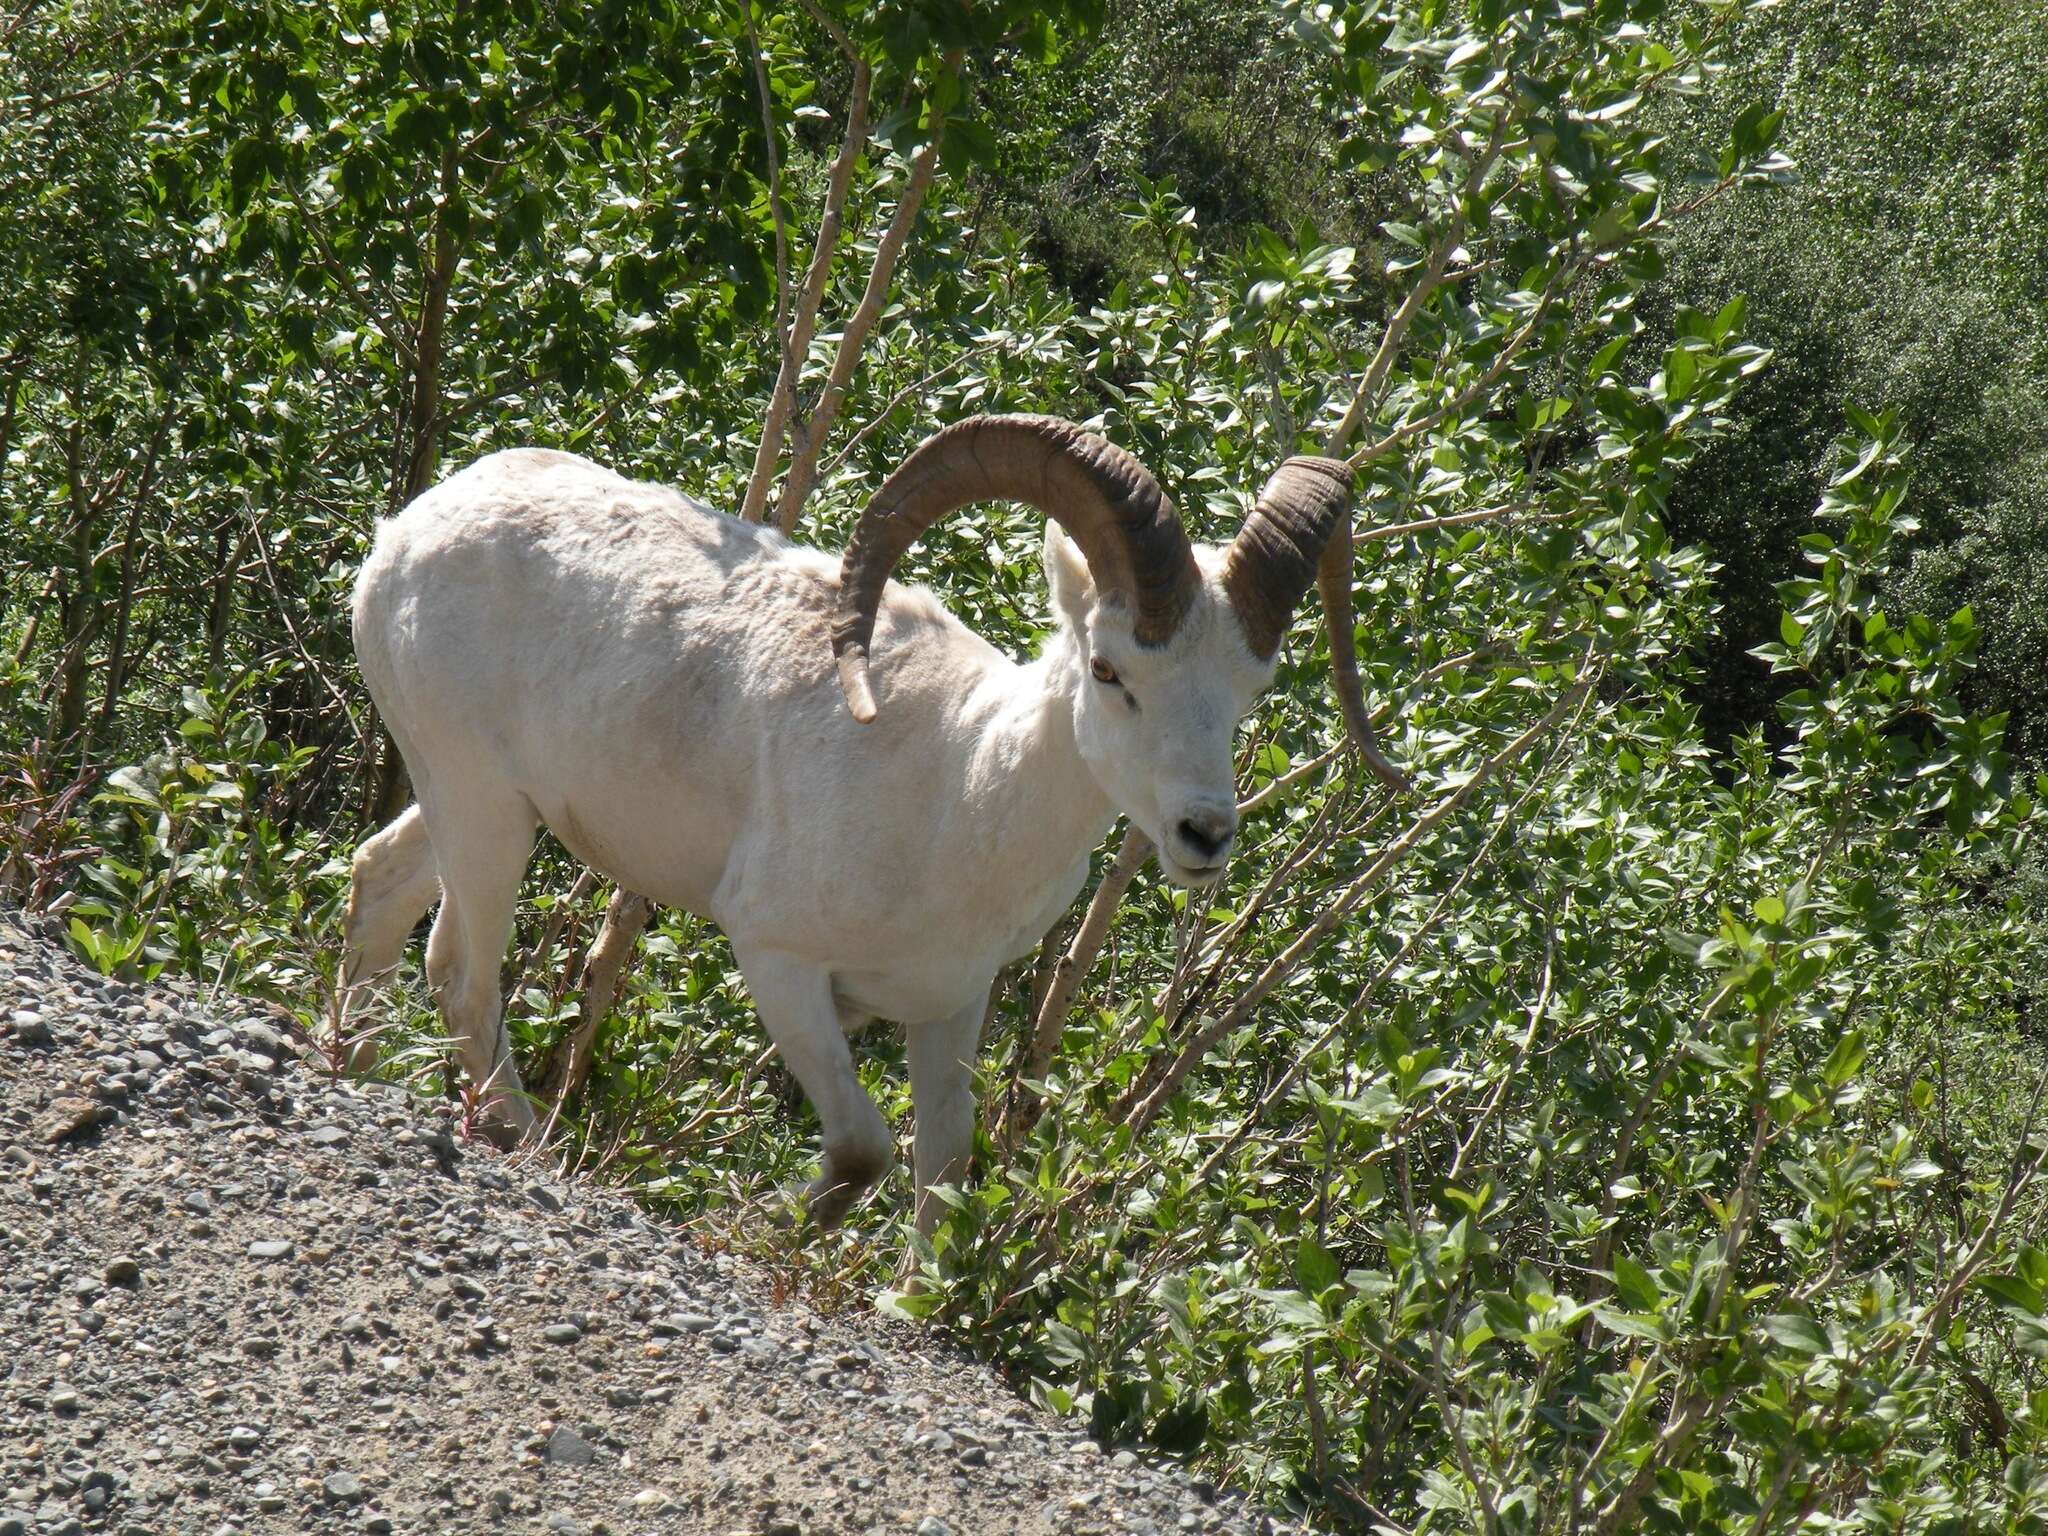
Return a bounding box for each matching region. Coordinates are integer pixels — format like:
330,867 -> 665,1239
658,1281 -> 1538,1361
1122,662 -> 1599,1136
998,827 -> 1153,1148
820,336 -> 1008,481
544,887 -> 654,1133
1194,677 -> 1586,1181
1325,128 -> 1503,456
745,11 -> 792,363
1346,276 -> 1566,471
773,49 -> 962,533
741,56 -> 872,523
1907,1068 -> 2048,1372
241,503 -> 371,754
1236,743 -> 1343,816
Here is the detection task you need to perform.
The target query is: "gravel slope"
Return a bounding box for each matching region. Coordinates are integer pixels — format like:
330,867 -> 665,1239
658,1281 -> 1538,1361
0,909 -> 1318,1536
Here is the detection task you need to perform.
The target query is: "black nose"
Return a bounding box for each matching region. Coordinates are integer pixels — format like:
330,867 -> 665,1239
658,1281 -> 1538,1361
1175,810 -> 1234,864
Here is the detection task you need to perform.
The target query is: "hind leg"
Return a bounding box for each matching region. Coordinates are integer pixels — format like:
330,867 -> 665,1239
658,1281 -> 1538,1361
419,789 -> 541,1147
907,994 -> 984,1241
339,804 -> 441,1072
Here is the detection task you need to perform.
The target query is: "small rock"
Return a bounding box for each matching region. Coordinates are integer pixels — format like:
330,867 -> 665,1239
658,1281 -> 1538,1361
916,1519 -> 955,1536
227,1427 -> 263,1453
307,1123 -> 350,1147
322,1471 -> 366,1505
544,1426 -> 597,1467
6,1009 -> 52,1045
36,1097 -> 107,1143
103,1257 -> 141,1287
50,1386 -> 80,1413
247,1239 -> 294,1261
235,1020 -> 287,1056
542,1323 -> 583,1345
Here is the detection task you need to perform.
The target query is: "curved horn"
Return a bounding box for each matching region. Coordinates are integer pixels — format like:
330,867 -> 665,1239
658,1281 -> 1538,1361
1223,457 -> 1410,793
833,414 -> 1200,722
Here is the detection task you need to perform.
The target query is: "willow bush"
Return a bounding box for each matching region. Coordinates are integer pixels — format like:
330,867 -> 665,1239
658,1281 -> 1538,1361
5,0 -> 2045,1530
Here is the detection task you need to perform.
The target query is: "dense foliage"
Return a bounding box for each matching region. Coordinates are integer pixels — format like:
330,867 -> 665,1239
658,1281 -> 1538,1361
4,1 -> 2044,1530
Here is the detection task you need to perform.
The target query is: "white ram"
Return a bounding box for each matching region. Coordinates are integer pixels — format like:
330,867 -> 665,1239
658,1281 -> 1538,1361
341,414 -> 1382,1235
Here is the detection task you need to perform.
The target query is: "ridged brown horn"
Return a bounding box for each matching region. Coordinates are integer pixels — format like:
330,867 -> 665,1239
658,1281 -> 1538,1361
1223,457 -> 1410,793
833,414 -> 1200,722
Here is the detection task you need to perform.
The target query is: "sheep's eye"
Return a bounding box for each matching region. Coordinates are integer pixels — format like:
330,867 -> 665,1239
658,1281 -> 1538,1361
1090,656 -> 1120,686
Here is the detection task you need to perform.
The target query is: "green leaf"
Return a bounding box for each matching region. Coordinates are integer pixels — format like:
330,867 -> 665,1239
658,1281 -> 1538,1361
1821,1030 -> 1866,1089
1978,1274 -> 2046,1318
1611,1255 -> 1659,1312
1296,1238 -> 1340,1296
1762,1313 -> 1828,1355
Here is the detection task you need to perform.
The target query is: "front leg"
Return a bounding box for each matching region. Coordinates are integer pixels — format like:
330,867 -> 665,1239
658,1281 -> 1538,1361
734,944 -> 895,1231
906,991 -> 988,1241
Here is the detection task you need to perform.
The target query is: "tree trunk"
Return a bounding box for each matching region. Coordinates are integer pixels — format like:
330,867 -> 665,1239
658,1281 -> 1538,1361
397,143 -> 462,511
45,415 -> 99,755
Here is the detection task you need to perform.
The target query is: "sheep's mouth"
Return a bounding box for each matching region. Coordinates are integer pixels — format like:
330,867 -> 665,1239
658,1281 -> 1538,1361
1158,848 -> 1229,888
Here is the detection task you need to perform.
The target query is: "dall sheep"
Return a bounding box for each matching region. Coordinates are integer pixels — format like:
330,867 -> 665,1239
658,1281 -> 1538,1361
341,414 -> 1385,1238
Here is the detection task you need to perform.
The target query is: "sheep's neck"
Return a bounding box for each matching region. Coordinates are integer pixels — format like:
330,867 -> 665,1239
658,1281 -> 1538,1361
971,634 -> 1117,890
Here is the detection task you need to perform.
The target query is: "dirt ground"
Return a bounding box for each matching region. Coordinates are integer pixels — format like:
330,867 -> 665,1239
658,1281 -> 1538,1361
0,908 -> 1320,1536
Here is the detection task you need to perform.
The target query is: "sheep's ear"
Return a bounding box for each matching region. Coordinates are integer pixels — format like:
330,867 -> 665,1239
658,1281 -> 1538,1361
1043,523 -> 1095,630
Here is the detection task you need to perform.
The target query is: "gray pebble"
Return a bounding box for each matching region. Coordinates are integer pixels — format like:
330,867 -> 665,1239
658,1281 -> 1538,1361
545,1425 -> 598,1467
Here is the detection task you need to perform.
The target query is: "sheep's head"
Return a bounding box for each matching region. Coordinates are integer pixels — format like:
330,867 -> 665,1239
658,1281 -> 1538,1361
832,415 -> 1404,885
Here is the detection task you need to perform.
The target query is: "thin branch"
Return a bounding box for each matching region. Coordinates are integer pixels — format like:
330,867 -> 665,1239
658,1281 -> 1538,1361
240,503 -> 370,754
819,335 -> 1007,481
773,49 -> 962,533
741,56 -> 872,523
1358,496 -> 1553,545
1906,1067 -> 2048,1372
1324,128 -> 1502,456
999,827 -> 1153,1147
792,0 -> 854,54
1195,678 -> 1586,1182
1346,274 -> 1566,471
1236,742 -> 1343,816
745,11 -> 792,364
1123,661 -> 1599,1136
539,886 -> 653,1143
